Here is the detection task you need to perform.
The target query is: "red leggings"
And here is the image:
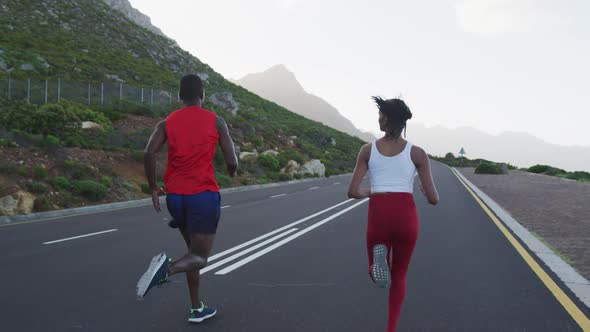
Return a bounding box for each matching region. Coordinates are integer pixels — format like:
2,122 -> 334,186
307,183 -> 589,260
367,193 -> 419,332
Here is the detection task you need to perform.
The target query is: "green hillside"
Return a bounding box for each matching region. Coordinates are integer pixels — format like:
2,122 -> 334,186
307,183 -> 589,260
0,0 -> 364,214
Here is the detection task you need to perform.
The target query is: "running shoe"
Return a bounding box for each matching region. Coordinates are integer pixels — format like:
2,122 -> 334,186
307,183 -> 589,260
136,252 -> 169,298
188,302 -> 217,323
372,244 -> 391,288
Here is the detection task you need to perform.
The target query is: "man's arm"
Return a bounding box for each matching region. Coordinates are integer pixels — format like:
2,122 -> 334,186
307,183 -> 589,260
216,116 -> 238,177
347,143 -> 371,199
144,120 -> 167,211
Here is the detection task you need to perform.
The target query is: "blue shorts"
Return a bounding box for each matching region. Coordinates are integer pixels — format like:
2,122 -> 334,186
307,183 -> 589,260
166,191 -> 221,234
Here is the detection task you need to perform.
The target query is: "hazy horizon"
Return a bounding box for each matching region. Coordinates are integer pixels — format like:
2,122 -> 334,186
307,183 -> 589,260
130,0 -> 590,148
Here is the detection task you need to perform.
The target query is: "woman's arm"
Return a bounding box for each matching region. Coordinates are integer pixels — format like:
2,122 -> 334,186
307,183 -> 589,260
411,146 -> 439,205
347,144 -> 371,199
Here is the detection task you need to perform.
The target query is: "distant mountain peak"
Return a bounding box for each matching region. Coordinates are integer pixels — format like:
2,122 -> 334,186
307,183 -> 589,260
236,65 -> 376,142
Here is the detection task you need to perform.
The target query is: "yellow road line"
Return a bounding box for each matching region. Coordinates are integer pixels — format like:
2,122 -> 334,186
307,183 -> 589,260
450,168 -> 590,331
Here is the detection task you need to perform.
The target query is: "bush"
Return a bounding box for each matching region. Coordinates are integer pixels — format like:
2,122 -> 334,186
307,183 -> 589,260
293,173 -> 303,180
63,160 -> 98,179
50,176 -> 73,191
59,100 -> 112,130
215,173 -> 232,187
527,165 -> 550,174
566,171 -> 590,181
72,180 -> 108,201
278,173 -> 292,182
33,195 -> 52,212
33,166 -> 49,180
258,154 -> 280,171
101,176 -> 113,188
130,150 -> 144,163
0,138 -> 18,147
28,182 -> 49,193
475,163 -> 503,175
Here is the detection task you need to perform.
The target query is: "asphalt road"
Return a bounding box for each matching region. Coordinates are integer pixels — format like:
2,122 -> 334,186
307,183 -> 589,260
1,162 -> 588,331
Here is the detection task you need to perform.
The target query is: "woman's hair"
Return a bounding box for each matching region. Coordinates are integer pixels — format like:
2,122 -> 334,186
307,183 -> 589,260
372,96 -> 413,138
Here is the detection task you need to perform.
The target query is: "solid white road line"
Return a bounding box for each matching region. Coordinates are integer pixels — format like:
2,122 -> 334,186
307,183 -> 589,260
221,205 -> 231,209
309,187 -> 320,190
43,229 -> 118,245
215,198 -> 369,275
207,199 -> 354,263
333,182 -> 341,185
201,228 -> 298,274
270,194 -> 287,198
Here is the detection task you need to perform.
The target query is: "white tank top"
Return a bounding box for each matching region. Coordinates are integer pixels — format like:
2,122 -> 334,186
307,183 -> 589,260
368,140 -> 417,194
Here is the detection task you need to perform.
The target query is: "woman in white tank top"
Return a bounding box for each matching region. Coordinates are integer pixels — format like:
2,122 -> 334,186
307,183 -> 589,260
347,97 -> 439,332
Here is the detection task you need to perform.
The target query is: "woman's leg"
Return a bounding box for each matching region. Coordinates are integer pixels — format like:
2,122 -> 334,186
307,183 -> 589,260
386,205 -> 419,332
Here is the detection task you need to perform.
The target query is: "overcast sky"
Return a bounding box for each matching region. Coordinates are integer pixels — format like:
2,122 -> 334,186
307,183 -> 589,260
130,0 -> 589,147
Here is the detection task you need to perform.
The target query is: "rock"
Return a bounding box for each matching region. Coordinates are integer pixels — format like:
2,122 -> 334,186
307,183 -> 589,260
20,63 -> 34,71
74,67 -> 82,73
331,138 -> 337,146
0,190 -> 36,216
0,59 -> 6,71
289,136 -> 298,140
36,56 -> 50,68
298,159 -> 326,177
239,151 -> 258,162
0,49 -> 3,55
197,73 -> 209,81
81,49 -> 89,53
102,0 -> 167,37
261,150 -> 279,157
82,121 -> 103,130
209,92 -> 240,115
105,74 -> 125,83
281,160 -> 300,175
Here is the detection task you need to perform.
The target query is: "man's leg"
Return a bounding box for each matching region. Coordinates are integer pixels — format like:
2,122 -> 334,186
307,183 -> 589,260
176,230 -> 215,309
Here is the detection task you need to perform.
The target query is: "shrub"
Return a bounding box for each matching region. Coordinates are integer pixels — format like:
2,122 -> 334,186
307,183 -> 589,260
59,100 -> 112,130
293,173 -> 303,180
215,173 -> 232,187
28,182 -> 49,193
72,180 -> 108,201
278,173 -> 292,182
101,176 -> 113,188
50,176 -> 72,191
63,160 -> 98,179
258,154 -> 280,171
475,163 -> 503,175
33,166 -> 49,180
33,195 -> 52,212
527,165 -> 550,174
566,171 -> 590,181
0,138 -> 18,147
36,104 -> 82,138
130,150 -> 144,163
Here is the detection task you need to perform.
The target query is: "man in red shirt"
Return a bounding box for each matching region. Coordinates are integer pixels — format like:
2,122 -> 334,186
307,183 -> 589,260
136,74 -> 238,323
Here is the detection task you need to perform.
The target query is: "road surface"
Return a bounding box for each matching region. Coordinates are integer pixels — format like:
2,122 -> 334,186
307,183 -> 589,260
1,162 -> 588,331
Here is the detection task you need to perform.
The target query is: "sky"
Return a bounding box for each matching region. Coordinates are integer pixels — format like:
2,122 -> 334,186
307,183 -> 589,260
129,0 -> 590,147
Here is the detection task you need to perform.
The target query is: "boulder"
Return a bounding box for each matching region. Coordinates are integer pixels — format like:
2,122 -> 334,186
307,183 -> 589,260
298,159 -> 326,177
197,73 -> 209,81
239,151 -> 258,162
281,160 -> 300,175
209,92 -> 240,115
0,190 -> 36,216
261,150 -> 279,157
20,63 -> 34,71
82,121 -> 103,130
331,138 -> 337,146
105,74 -> 124,83
0,59 -> 6,71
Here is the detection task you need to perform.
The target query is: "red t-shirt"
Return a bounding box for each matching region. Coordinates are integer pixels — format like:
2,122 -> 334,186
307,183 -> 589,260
164,106 -> 220,194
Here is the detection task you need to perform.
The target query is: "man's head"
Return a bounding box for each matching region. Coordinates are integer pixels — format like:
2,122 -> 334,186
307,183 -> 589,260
179,74 -> 204,104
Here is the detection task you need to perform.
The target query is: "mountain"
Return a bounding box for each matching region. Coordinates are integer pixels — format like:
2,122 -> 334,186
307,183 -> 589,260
103,0 -> 166,38
235,65 -> 376,142
407,123 -> 590,171
0,0 -> 365,175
